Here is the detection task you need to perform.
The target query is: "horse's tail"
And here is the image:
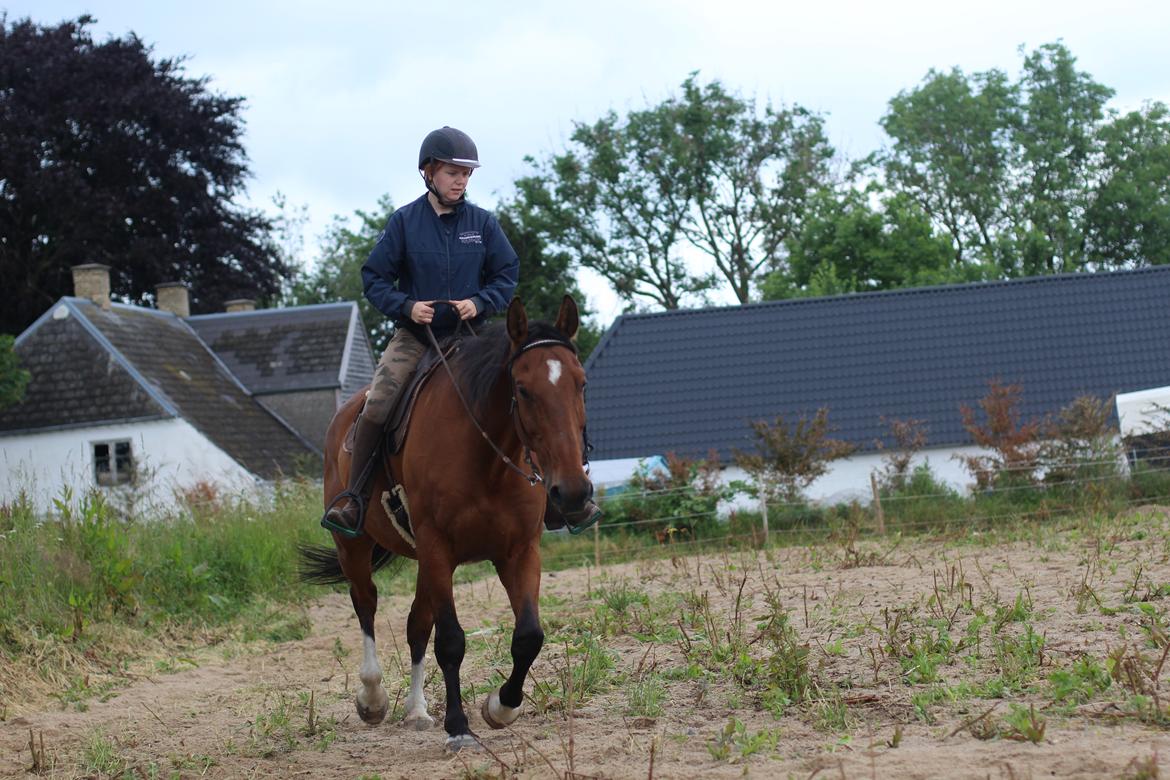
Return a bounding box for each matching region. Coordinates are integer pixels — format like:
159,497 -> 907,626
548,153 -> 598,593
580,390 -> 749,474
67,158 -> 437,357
296,542 -> 398,586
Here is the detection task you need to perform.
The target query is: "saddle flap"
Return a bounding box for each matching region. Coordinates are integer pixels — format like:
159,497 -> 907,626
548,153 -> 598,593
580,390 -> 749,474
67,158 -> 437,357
387,338 -> 461,454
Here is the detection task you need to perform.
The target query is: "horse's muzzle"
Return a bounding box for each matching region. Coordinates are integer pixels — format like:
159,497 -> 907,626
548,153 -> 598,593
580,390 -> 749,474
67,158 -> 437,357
543,479 -> 600,533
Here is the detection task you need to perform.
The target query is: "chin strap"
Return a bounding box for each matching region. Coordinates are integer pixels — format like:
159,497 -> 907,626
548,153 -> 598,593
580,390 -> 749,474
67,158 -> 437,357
420,170 -> 464,209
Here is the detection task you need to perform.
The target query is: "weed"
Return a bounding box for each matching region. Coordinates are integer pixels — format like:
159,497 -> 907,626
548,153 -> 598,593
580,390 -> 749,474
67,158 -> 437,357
1048,656 -> 1111,706
706,717 -> 779,763
1001,703 -> 1046,743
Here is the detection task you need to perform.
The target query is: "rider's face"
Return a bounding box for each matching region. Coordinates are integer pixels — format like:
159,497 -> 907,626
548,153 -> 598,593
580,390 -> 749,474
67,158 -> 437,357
431,164 -> 473,201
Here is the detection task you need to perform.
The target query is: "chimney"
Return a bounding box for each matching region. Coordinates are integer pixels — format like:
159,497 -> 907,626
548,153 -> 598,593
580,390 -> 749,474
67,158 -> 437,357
224,298 -> 257,313
72,263 -> 111,310
155,282 -> 190,317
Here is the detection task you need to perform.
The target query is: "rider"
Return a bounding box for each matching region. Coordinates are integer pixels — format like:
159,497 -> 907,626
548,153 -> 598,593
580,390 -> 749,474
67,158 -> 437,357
324,126 -> 602,535
325,126 -> 519,532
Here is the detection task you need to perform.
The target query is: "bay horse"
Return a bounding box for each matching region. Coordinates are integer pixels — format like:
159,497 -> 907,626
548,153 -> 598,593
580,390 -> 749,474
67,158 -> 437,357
300,296 -> 595,751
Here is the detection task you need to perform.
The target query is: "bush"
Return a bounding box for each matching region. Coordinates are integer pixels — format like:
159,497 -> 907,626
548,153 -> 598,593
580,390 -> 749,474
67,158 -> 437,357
957,380 -> 1043,489
602,452 -> 729,540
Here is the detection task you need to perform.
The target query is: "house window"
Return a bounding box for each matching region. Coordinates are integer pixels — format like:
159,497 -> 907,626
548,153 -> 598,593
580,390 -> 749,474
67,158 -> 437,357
93,440 -> 134,486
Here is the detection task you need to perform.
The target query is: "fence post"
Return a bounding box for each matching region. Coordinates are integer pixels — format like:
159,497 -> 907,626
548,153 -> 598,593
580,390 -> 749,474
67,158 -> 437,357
870,472 -> 886,534
760,494 -> 769,547
593,521 -> 600,569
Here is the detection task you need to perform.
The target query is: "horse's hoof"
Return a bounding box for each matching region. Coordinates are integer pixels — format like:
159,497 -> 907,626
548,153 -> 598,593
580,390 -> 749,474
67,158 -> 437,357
481,692 -> 522,729
356,700 -> 388,725
404,712 -> 435,731
445,733 -> 481,753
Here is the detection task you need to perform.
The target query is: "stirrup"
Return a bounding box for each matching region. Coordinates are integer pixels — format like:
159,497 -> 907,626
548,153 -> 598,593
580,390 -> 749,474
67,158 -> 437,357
321,490 -> 367,539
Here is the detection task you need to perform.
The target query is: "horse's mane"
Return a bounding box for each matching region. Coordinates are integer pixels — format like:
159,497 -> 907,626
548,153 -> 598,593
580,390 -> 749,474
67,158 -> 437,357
448,319 -> 572,415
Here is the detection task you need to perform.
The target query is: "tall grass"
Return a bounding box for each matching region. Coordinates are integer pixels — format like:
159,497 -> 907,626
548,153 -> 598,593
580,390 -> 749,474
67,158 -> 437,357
0,480 -> 327,660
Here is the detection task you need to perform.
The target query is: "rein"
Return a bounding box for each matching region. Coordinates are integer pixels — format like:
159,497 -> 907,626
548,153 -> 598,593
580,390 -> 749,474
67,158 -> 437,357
422,321 -> 574,487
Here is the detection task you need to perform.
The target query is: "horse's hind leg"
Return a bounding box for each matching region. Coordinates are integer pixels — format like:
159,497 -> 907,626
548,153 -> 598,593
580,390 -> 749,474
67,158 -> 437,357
483,542 -> 544,729
402,593 -> 435,730
338,540 -> 390,724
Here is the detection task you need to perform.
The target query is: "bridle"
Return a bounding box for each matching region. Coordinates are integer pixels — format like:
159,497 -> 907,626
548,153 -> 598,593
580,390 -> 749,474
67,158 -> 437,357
423,323 -> 591,490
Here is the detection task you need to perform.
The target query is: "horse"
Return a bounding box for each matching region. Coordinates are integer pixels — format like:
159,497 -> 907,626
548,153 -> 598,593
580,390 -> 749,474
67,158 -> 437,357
299,295 -> 595,751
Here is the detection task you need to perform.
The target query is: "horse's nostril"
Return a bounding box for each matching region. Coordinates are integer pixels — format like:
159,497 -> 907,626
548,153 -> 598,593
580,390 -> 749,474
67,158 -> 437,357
548,485 -> 562,506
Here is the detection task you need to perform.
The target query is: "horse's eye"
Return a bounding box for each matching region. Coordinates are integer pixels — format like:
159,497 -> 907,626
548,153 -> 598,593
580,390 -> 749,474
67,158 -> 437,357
516,385 -> 531,400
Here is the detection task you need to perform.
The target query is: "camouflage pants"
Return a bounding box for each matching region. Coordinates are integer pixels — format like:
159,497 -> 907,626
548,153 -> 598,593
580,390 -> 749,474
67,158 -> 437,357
362,327 -> 427,425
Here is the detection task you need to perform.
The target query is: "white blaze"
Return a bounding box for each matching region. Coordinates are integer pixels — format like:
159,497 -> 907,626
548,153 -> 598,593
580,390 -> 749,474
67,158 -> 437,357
547,359 -> 563,386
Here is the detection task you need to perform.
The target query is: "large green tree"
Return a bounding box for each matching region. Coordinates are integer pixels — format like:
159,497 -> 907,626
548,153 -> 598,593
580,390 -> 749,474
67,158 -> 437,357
1011,43 -> 1114,275
496,197 -> 601,358
876,41 -> 1170,276
765,186 -> 967,299
0,16 -> 286,335
516,75 -> 833,310
675,75 -> 834,303
877,65 -> 1017,269
1085,103 -> 1170,267
515,103 -> 706,310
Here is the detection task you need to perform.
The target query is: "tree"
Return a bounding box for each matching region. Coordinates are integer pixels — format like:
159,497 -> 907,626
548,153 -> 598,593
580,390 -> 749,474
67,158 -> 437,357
877,65 -> 1018,269
516,74 -> 833,311
877,41 -> 1170,277
495,198 -> 602,359
514,104 -> 708,310
674,75 -> 835,303
0,335 -> 30,410
764,187 -> 966,299
1086,103 -> 1170,267
284,195 -> 396,350
0,16 -> 287,335
1011,43 -> 1114,275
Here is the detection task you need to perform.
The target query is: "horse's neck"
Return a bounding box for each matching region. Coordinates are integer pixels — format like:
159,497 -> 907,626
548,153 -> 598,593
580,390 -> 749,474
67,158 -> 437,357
442,368 -> 522,461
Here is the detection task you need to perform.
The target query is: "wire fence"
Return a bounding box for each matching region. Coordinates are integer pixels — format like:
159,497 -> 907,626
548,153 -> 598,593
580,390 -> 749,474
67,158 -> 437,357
544,452 -> 1170,569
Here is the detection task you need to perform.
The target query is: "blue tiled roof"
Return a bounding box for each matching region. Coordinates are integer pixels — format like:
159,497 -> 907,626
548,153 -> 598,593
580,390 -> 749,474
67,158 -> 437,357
583,267 -> 1170,460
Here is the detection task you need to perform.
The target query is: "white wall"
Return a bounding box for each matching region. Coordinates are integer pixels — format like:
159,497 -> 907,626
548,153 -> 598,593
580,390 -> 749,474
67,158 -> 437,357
717,445 -> 986,512
0,418 -> 260,516
1117,386 -> 1170,437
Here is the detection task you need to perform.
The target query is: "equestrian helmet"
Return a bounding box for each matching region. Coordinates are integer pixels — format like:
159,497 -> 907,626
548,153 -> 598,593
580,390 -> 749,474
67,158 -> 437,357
418,126 -> 481,170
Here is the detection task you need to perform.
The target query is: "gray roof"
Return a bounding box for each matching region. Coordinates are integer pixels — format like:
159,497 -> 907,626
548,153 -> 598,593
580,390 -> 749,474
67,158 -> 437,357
583,267 -> 1170,461
1,299 -> 318,478
187,303 -> 366,395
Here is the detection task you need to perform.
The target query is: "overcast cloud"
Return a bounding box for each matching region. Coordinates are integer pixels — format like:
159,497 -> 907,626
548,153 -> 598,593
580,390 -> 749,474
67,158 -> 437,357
6,0 -> 1169,322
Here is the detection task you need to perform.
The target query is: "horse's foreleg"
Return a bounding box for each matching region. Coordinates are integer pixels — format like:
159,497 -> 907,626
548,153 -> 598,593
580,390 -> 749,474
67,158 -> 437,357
403,595 -> 435,730
417,552 -> 475,750
483,543 -> 543,729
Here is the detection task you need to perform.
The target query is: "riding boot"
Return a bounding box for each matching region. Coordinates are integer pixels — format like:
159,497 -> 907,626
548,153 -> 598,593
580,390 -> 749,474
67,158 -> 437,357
325,413 -> 385,533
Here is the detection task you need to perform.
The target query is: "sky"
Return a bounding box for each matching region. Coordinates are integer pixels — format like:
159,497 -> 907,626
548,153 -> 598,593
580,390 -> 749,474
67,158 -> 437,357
6,0 -> 1170,325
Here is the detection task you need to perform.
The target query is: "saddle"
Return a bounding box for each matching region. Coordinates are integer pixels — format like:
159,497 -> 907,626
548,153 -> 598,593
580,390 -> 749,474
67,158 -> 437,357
340,336 -> 463,545
343,337 -> 461,457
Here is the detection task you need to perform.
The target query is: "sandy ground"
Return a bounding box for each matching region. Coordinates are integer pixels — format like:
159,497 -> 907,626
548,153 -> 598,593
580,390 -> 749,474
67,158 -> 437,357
4,512 -> 1170,779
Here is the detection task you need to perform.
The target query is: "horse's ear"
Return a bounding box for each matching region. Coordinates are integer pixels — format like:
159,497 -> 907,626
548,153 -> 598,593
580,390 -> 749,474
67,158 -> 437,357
506,297 -> 528,346
555,295 -> 580,342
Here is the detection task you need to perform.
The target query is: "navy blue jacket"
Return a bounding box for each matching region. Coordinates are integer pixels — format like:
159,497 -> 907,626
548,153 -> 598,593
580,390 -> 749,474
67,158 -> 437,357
362,194 -> 519,338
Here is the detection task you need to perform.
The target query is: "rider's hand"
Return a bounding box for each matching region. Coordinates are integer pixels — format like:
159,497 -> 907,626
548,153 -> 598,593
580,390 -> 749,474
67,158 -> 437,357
452,299 -> 479,320
410,300 -> 436,324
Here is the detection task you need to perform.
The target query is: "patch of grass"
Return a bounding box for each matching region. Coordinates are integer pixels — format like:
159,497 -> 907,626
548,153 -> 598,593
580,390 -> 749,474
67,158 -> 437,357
81,729 -> 127,776
627,675 -> 667,717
